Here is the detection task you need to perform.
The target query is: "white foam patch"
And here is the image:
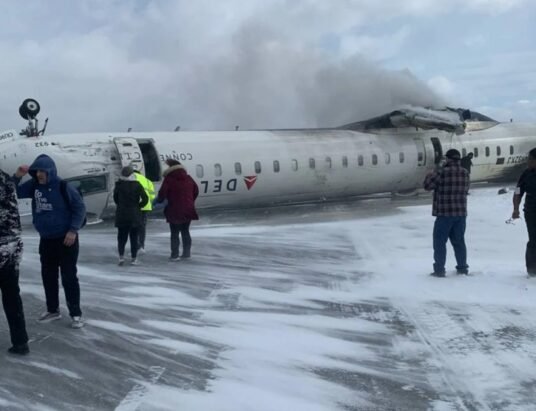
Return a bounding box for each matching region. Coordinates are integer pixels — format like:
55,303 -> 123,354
117,286 -> 208,308
26,361 -> 82,380
87,320 -> 154,336
145,338 -> 205,355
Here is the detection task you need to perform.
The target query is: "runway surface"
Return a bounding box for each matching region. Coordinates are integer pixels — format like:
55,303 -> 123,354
1,185 -> 535,410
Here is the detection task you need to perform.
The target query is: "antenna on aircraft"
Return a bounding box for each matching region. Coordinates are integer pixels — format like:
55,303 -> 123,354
18,98 -> 44,137
41,118 -> 49,135
235,125 -> 239,131
174,126 -> 180,131
127,127 -> 132,132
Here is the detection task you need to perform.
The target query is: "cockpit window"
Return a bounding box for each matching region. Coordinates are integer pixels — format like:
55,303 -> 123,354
65,175 -> 107,195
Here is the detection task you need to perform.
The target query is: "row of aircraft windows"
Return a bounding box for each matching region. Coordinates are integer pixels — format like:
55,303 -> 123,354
463,145 -> 515,158
196,153 -> 406,178
195,145 -> 516,178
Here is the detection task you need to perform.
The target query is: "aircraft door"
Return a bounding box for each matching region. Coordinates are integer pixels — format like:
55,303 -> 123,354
414,138 -> 426,166
430,137 -> 443,165
113,137 -> 145,175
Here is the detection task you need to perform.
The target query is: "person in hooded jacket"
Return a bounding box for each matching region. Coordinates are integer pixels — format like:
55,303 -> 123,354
114,166 -> 149,266
156,159 -> 199,261
14,154 -> 86,329
0,169 -> 29,354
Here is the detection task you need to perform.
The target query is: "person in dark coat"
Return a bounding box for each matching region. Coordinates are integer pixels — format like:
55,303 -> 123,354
113,166 -> 149,265
156,159 -> 199,261
423,149 -> 470,277
14,154 -> 86,329
460,152 -> 474,194
0,169 -> 29,354
512,147 -> 536,276
460,152 -> 473,175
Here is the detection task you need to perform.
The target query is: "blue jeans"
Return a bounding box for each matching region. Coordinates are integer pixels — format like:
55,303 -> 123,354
433,216 -> 468,273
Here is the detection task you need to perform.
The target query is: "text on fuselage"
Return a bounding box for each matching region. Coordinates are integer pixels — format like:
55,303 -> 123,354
159,152 -> 193,162
507,155 -> 528,164
200,179 -> 237,193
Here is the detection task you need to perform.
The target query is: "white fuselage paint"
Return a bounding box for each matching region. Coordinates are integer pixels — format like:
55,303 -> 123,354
0,121 -> 534,219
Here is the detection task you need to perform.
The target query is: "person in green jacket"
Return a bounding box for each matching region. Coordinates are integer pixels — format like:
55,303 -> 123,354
133,170 -> 155,254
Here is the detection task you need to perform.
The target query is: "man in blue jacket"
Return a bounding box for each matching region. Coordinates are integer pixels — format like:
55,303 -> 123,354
14,154 -> 86,328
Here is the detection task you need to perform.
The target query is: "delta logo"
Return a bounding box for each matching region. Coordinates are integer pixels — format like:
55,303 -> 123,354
244,176 -> 257,190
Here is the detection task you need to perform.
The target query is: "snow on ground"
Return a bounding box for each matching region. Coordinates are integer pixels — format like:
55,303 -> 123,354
1,185 -> 535,410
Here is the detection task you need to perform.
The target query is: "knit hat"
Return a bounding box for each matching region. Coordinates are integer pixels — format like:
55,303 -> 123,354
121,165 -> 134,177
445,149 -> 461,160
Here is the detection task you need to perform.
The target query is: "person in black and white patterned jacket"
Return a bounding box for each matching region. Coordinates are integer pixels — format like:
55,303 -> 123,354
0,169 -> 29,355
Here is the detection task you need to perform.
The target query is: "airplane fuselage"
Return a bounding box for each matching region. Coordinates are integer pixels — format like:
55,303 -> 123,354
0,121 -> 534,219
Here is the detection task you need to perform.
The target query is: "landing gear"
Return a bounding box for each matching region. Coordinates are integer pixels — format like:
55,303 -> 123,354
18,98 -> 48,137
19,98 -> 41,120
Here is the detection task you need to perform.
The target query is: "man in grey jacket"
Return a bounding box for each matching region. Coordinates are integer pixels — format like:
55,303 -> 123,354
0,169 -> 29,355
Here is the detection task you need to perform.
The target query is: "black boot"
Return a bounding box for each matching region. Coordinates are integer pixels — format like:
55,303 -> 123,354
8,343 -> 29,355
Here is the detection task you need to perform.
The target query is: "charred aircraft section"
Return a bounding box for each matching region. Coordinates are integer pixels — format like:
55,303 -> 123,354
340,106 -> 499,134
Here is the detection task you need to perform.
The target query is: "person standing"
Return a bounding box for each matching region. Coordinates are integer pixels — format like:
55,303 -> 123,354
0,169 -> 29,354
511,148 -> 536,276
156,159 -> 199,261
423,149 -> 470,277
114,166 -> 148,266
133,169 -> 155,254
461,152 -> 474,193
460,152 -> 474,175
14,154 -> 86,328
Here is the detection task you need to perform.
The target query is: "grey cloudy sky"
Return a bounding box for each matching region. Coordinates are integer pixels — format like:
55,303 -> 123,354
0,0 -> 534,133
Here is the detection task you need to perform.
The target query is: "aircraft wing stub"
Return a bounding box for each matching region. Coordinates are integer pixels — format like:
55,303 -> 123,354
339,106 -> 498,134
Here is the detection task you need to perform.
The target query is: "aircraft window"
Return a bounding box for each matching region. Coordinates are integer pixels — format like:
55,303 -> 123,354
196,165 -> 204,178
65,175 -> 107,195
255,161 -> 262,174
325,157 -> 332,168
418,152 -> 424,162
273,160 -> 280,173
385,153 -> 391,164
215,163 -> 222,177
399,152 -> 404,163
474,148 -> 479,158
485,147 -> 490,157
510,145 -> 514,155
358,155 -> 364,166
291,159 -> 298,171
496,146 -> 501,156
372,154 -> 378,165
309,158 -> 316,169
235,162 -> 242,175
462,148 -> 467,157
342,156 -> 348,168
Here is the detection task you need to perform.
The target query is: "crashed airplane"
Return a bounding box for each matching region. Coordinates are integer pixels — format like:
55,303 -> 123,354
0,99 -> 533,220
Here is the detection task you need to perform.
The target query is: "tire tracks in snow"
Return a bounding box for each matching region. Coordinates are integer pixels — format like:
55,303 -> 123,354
397,300 -> 536,410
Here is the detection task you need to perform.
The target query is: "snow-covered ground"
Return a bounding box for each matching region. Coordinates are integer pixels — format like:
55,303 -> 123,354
1,185 -> 535,411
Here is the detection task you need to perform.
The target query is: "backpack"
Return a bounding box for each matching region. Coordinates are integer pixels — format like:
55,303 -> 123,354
31,180 -> 87,228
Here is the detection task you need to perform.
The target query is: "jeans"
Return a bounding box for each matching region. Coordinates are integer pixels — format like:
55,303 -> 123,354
39,237 -> 82,317
117,226 -> 139,259
524,212 -> 536,273
138,212 -> 149,249
433,216 -> 468,273
170,222 -> 191,258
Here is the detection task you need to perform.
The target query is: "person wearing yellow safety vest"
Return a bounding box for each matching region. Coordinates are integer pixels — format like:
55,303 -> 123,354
133,170 -> 155,254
